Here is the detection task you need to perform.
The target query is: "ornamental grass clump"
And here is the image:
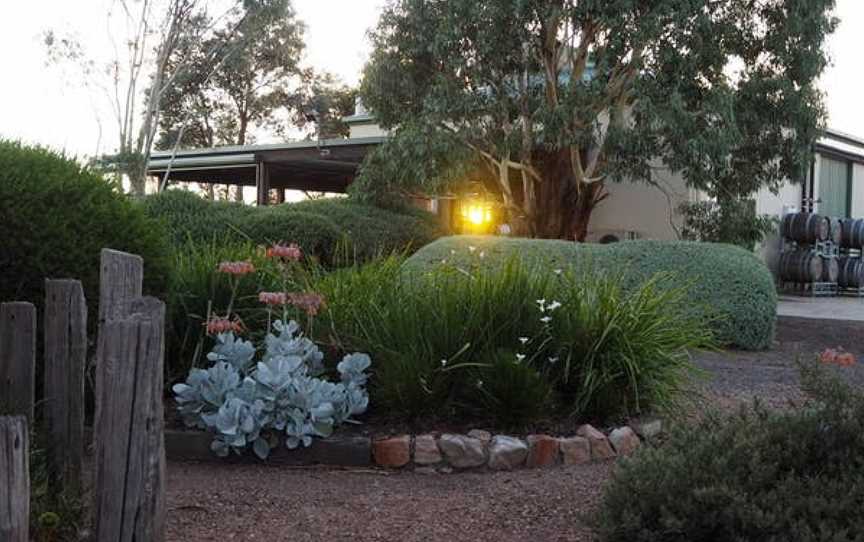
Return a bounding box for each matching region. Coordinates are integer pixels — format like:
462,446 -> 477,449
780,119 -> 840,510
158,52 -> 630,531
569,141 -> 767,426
313,249 -> 714,426
172,243 -> 371,459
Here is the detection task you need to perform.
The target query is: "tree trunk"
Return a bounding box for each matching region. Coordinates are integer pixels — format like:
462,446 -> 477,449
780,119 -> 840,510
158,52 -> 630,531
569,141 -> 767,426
527,149 -> 604,241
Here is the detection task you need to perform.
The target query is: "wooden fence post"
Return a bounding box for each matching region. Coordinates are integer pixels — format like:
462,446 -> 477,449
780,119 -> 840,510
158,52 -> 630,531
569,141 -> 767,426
94,248 -> 144,468
0,303 -> 36,422
98,248 -> 144,325
0,416 -> 29,542
44,279 -> 87,490
93,297 -> 166,542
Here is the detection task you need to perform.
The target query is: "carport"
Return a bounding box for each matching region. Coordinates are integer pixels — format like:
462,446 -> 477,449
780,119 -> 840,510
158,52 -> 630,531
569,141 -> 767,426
146,136 -> 384,205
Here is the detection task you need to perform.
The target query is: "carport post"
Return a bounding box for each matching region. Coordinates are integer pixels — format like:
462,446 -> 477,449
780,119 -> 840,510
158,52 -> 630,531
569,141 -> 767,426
256,161 -> 271,206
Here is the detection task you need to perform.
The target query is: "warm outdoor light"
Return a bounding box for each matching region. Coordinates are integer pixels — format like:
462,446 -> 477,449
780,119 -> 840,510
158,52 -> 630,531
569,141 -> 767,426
459,195 -> 495,233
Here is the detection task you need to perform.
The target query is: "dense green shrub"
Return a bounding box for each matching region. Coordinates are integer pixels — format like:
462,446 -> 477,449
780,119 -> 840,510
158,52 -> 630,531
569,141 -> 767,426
312,255 -> 713,426
405,236 -> 777,350
594,360 -> 864,541
138,188 -> 254,245
141,189 -> 444,264
0,140 -> 171,316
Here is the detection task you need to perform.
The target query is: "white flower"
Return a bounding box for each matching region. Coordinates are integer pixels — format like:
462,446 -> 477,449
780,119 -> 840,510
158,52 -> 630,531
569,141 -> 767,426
441,259 -> 448,265
469,246 -> 477,253
476,380 -> 484,388
479,251 -> 486,259
553,269 -> 563,275
547,301 -> 562,312
540,316 -> 552,324
548,357 -> 559,364
536,299 -> 546,311
440,359 -> 448,367
518,337 -> 529,345
515,353 -> 526,363
450,249 -> 456,255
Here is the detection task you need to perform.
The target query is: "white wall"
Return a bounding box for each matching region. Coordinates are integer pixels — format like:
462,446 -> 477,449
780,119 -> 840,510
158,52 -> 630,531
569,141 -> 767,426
587,170 -> 691,241
852,162 -> 864,216
348,122 -> 388,139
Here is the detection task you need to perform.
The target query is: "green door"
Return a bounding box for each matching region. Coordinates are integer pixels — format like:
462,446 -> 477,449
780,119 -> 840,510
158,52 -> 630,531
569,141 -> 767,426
819,156 -> 851,218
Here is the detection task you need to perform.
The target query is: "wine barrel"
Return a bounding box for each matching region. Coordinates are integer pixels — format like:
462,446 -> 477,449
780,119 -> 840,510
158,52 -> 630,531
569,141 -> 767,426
841,218 -> 864,249
828,217 -> 843,246
781,213 -> 830,243
838,257 -> 864,288
779,250 -> 823,283
820,257 -> 839,283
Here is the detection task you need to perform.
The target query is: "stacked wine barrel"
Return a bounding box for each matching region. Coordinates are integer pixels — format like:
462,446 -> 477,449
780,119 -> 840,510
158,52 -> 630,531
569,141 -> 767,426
838,218 -> 864,294
778,212 -> 839,295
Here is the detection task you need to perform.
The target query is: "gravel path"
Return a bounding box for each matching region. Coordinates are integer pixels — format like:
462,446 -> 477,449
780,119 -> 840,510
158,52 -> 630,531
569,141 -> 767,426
692,316 -> 864,411
165,316 -> 864,541
166,461 -> 612,541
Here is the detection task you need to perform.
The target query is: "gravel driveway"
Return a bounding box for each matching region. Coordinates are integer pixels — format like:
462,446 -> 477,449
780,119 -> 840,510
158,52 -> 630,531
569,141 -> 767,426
165,316 -> 864,541
166,461 -> 612,541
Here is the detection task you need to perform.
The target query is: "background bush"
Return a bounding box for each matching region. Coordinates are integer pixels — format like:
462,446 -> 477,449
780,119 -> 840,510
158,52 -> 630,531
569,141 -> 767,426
0,139 -> 171,320
405,236 -> 777,350
311,255 -> 712,427
141,189 -> 444,264
593,361 -> 864,541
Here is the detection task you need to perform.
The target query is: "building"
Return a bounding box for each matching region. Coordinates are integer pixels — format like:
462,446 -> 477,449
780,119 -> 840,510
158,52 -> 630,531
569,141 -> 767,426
148,101 -> 864,257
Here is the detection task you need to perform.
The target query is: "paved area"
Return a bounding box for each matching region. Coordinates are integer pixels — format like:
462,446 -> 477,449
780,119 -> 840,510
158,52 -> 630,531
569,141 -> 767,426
778,295 -> 864,321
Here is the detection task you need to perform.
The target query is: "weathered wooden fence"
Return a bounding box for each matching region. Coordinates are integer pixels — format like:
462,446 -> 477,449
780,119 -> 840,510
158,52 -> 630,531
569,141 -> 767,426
0,416 -> 29,542
44,279 -> 87,490
0,302 -> 36,422
0,247 -> 166,542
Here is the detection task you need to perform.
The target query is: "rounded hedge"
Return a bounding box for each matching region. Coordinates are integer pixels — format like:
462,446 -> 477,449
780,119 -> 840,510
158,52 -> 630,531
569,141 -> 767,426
404,236 -> 777,350
0,140 -> 171,315
141,189 -> 445,263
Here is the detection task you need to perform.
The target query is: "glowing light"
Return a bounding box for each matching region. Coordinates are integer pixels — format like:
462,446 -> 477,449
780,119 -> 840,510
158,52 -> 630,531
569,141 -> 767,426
468,206 -> 485,225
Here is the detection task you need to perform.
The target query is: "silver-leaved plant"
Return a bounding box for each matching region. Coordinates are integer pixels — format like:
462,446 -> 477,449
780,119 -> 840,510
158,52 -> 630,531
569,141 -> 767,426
172,320 -> 371,459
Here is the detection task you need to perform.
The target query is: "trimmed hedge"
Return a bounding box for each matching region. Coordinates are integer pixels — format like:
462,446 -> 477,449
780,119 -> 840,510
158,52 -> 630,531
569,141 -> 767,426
141,189 -> 444,264
0,140 -> 171,317
405,236 -> 777,350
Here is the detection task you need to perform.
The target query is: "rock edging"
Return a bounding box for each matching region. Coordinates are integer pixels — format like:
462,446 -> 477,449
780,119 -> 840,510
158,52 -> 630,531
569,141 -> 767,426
164,421 -> 659,472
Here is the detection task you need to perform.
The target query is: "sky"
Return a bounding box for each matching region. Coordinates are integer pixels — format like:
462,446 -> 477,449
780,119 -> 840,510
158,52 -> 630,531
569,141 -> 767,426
0,0 -> 861,160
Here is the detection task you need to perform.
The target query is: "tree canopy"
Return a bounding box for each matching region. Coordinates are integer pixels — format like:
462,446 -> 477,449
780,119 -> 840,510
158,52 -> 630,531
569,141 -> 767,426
357,0 -> 837,240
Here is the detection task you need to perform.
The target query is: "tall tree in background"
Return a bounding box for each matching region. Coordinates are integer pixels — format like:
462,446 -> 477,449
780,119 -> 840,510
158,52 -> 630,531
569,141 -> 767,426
45,0 -> 227,196
358,0 -> 837,240
157,0 -> 309,146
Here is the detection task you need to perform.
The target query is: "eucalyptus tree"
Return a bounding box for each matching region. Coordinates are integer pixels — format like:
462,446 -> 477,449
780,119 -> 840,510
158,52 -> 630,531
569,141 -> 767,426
358,0 -> 837,240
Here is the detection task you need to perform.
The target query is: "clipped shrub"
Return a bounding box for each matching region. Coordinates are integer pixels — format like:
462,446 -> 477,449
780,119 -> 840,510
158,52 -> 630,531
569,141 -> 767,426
312,255 -> 712,425
0,140 -> 171,317
138,188 -> 253,245
141,189 -> 445,264
593,360 -> 864,541
405,236 -> 777,350
237,208 -> 347,264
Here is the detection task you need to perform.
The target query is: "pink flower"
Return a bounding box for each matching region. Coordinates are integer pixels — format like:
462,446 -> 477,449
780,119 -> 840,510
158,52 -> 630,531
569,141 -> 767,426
287,292 -> 326,316
258,291 -> 287,306
267,243 -> 303,261
217,261 -> 256,276
820,347 -> 856,367
205,317 -> 244,335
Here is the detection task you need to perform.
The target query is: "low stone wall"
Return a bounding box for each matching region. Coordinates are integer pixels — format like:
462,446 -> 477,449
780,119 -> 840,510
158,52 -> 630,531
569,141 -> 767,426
165,420 -> 662,472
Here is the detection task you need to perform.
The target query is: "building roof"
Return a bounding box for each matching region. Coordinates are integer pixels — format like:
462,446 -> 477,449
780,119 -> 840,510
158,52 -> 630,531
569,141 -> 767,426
147,136 -> 385,193
818,129 -> 864,164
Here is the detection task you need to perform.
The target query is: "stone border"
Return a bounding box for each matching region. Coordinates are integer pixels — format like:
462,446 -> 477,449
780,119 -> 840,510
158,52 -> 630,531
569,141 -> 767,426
165,420 -> 662,471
